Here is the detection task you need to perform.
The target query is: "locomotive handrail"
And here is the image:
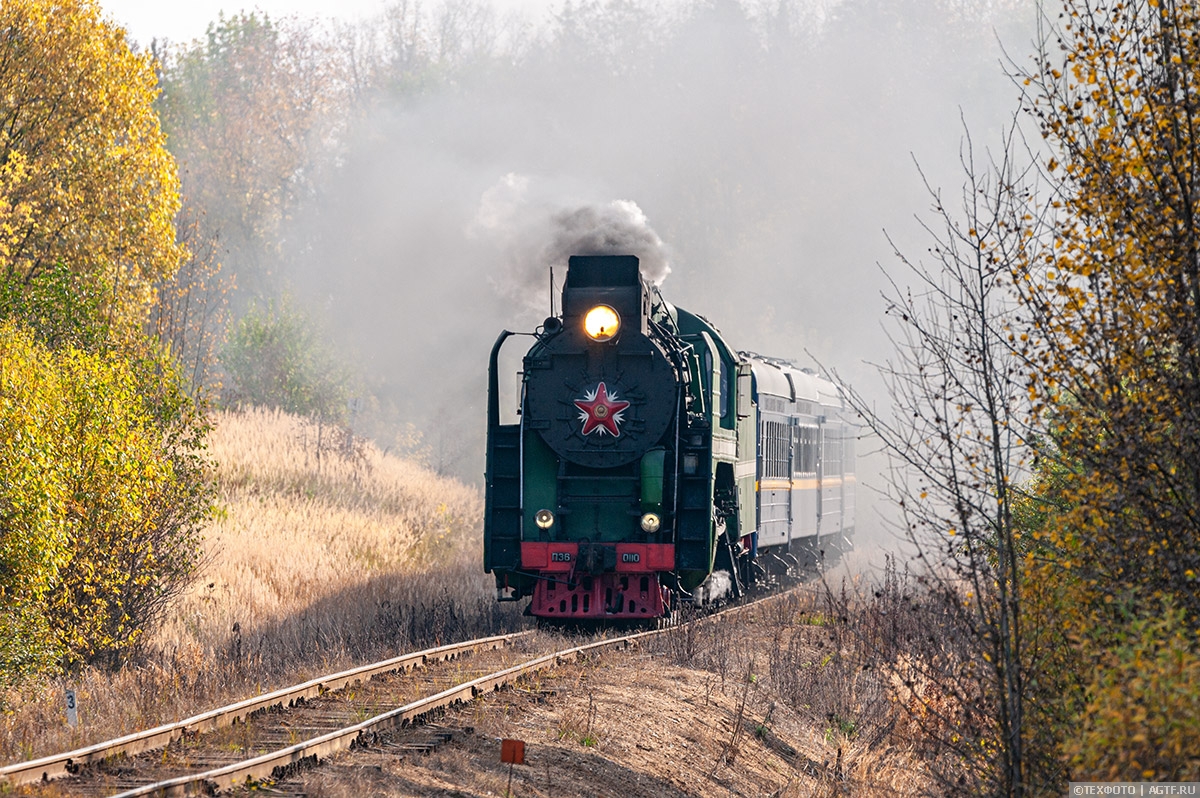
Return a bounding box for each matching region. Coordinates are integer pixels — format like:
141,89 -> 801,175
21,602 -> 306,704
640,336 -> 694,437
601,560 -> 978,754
487,330 -> 514,430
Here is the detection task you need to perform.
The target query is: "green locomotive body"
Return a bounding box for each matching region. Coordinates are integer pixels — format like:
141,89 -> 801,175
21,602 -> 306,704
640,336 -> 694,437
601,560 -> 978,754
485,255 -> 853,620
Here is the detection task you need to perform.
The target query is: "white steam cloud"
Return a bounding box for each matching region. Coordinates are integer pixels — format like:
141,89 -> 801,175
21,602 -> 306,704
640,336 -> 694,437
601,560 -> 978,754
471,173 -> 671,307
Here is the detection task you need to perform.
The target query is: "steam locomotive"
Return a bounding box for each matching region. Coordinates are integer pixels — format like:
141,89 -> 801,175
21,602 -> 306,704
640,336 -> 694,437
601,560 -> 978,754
484,255 -> 855,621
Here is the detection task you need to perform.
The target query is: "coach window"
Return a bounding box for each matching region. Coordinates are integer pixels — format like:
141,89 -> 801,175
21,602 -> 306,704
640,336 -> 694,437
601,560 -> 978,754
764,421 -> 788,479
794,425 -> 817,473
823,426 -> 842,477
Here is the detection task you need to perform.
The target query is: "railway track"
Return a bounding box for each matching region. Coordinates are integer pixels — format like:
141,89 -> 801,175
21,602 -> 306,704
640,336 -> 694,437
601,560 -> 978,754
1,633 -> 538,795
2,588 -> 800,797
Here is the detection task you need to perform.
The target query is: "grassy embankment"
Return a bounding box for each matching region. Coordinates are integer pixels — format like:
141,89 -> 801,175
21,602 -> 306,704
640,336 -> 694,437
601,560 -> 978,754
0,407 -> 526,763
297,564 -> 951,797
2,409 -> 959,794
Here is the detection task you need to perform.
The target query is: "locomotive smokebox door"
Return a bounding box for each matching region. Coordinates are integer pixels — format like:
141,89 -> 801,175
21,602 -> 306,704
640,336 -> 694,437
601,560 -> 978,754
524,256 -> 677,469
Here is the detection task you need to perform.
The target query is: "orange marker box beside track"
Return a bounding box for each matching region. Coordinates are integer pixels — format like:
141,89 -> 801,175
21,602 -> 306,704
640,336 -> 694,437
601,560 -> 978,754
501,738 -> 525,765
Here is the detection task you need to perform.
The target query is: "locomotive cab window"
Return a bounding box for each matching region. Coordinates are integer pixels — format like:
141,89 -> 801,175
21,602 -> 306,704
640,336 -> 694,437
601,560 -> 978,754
711,354 -> 723,418
719,362 -> 729,421
717,357 -> 734,428
703,349 -> 713,401
736,362 -> 752,420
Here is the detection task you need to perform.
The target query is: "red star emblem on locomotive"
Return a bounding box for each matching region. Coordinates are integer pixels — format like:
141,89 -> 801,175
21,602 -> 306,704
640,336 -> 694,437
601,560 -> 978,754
574,382 -> 631,437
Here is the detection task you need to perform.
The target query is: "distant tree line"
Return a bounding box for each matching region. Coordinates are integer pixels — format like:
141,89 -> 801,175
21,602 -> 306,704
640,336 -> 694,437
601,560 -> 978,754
145,0 -> 1032,468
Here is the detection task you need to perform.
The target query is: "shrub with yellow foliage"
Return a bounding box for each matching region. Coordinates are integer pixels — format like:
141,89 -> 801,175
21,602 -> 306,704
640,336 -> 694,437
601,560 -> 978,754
1066,601 -> 1200,781
1016,0 -> 1200,623
0,324 -> 71,678
1009,0 -> 1200,785
0,320 -> 211,678
855,0 -> 1200,789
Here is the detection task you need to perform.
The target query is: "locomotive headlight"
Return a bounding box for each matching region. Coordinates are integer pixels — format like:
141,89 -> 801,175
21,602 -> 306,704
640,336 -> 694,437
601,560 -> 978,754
640,512 -> 661,533
583,305 -> 621,341
535,509 -> 555,530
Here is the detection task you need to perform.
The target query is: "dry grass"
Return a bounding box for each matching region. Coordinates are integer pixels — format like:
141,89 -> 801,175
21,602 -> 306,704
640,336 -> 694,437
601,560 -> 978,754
0,407 -> 526,763
296,583 -> 951,798
163,407 -> 486,646
647,564 -> 973,796
1,409 -> 967,797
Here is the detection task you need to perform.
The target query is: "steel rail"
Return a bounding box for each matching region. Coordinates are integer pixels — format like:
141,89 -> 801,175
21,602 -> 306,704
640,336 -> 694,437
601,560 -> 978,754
110,628 -> 664,797
0,631 -> 533,787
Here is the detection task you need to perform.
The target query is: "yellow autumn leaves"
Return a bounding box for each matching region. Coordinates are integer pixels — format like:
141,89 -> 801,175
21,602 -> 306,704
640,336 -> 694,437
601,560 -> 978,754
0,0 -> 183,328
1,0 -> 213,680
0,321 -> 183,672
1008,0 -> 1200,781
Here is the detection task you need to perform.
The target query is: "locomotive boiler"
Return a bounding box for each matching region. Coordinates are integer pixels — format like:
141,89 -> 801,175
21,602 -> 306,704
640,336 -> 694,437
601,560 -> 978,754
484,255 -> 854,621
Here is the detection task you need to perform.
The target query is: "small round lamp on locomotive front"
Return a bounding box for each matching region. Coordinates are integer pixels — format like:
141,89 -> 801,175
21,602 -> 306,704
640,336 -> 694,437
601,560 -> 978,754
640,512 -> 661,533
535,509 -> 555,530
583,305 -> 620,341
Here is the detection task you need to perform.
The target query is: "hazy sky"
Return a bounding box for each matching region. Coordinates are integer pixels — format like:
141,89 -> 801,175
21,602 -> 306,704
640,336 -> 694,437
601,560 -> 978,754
98,0 -> 1037,533
101,0 -> 554,45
